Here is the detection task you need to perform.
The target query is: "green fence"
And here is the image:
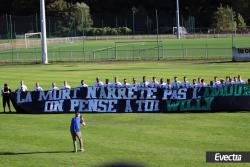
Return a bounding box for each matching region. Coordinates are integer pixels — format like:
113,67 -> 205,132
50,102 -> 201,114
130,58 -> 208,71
0,47 -> 232,63
1,35 -> 249,63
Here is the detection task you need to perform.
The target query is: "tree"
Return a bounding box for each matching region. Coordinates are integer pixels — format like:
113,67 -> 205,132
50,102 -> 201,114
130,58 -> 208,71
232,0 -> 250,25
213,5 -> 237,33
1,0 -> 249,31
46,0 -> 92,36
74,2 -> 93,33
237,13 -> 247,32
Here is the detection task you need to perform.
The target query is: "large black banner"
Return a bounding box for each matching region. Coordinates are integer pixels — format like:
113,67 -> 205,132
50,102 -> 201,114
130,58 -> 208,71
10,85 -> 250,113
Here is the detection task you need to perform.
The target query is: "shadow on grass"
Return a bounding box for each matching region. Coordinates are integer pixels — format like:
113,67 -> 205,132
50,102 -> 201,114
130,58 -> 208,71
0,151 -> 73,155
45,67 -> 167,72
1,111 -> 250,115
0,112 -> 17,114
196,60 -> 250,64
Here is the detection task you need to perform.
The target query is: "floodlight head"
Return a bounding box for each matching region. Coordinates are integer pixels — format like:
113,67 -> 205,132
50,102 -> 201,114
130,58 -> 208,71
132,6 -> 137,13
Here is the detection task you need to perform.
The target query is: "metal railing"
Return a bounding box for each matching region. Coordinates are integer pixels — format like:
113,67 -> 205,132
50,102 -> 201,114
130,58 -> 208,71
0,47 -> 232,63
8,33 -> 250,48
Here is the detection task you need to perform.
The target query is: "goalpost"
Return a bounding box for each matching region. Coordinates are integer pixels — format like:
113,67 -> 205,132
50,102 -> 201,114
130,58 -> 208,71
24,32 -> 41,48
173,27 -> 188,36
23,0 -> 47,64
114,40 -> 163,59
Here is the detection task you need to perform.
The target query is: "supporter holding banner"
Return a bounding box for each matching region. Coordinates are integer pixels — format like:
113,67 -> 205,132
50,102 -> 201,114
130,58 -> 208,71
10,84 -> 250,113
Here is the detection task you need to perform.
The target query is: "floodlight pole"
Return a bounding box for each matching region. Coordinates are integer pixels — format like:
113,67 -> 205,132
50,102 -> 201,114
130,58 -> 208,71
132,6 -> 136,35
81,10 -> 85,53
156,10 -> 159,43
231,12 -> 235,48
156,9 -> 160,61
176,0 -> 180,39
40,0 -> 48,64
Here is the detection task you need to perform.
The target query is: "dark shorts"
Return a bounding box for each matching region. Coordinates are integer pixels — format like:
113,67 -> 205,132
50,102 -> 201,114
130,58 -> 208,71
71,131 -> 82,141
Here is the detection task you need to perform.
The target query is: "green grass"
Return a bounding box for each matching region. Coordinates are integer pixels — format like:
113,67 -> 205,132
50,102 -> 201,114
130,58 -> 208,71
1,60 -> 250,166
0,113 -> 250,167
1,36 -> 250,62
0,60 -> 250,91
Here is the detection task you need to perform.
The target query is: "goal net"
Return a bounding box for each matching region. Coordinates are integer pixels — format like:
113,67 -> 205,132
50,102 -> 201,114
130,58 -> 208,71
115,40 -> 162,49
173,27 -> 188,36
24,32 -> 41,48
114,40 -> 163,59
0,42 -> 12,52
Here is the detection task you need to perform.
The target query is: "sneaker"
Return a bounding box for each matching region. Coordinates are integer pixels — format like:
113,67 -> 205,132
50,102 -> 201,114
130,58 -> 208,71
80,148 -> 85,152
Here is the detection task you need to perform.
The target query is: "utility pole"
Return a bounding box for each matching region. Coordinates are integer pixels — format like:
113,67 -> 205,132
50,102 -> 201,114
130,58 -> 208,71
40,0 -> 48,64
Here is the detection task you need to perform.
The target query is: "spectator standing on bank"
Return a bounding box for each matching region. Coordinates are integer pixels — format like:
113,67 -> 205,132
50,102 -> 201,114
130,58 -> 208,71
51,82 -> 59,91
159,78 -> 166,88
236,75 -> 245,84
111,77 -> 122,88
199,79 -> 207,88
213,76 -> 221,88
148,76 -> 159,88
93,77 -> 104,87
104,79 -> 111,88
1,83 -> 12,113
80,80 -> 88,87
165,79 -> 172,90
171,76 -> 181,89
181,76 -> 191,88
61,81 -> 71,90
131,78 -> 139,90
34,82 -> 43,91
192,79 -> 198,88
17,80 -> 28,92
140,76 -> 149,88
122,78 -> 130,88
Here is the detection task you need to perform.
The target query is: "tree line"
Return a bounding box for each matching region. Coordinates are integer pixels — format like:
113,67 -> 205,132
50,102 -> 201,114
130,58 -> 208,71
0,0 -> 249,35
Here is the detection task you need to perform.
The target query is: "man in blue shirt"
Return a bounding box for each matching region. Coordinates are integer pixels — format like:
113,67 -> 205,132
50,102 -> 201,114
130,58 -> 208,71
70,112 -> 85,152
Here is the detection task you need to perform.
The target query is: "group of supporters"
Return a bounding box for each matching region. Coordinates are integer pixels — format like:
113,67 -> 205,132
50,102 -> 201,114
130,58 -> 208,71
1,75 -> 250,113
5,75 -> 250,93
95,75 -> 250,89
92,75 -> 250,89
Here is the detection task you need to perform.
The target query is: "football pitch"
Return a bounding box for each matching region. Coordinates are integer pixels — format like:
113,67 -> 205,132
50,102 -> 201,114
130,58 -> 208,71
0,60 -> 250,166
1,36 -> 250,62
